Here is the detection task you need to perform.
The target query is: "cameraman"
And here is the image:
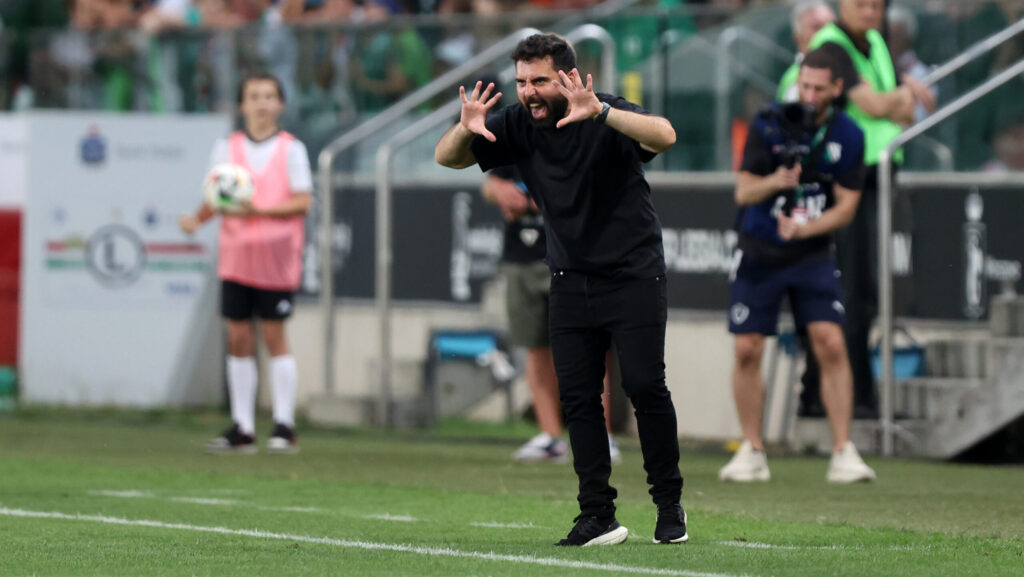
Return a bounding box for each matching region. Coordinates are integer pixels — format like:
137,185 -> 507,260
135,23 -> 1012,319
719,48 -> 876,484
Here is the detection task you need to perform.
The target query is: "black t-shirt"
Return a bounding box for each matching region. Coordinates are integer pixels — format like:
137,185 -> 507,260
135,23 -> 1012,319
470,94 -> 665,278
488,165 -> 546,264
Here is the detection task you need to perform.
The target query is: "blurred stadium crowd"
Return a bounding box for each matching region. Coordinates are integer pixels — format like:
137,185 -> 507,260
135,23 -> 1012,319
0,0 -> 1020,170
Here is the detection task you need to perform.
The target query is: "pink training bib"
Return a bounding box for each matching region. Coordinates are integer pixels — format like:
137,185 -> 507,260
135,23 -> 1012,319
217,131 -> 305,291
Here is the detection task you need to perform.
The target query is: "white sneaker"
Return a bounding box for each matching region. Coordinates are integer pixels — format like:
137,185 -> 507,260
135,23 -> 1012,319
718,440 -> 770,482
608,434 -> 622,465
826,441 -> 876,483
512,432 -> 569,463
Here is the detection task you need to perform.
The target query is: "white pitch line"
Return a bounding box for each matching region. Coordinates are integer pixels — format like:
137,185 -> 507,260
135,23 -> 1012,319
718,540 -> 865,551
470,522 -> 537,529
87,490 -> 152,499
0,506 -> 746,577
716,541 -> 925,552
170,497 -> 240,506
89,490 -> 321,514
88,490 -> 532,530
363,513 -> 418,522
717,541 -> 805,550
275,506 -> 322,513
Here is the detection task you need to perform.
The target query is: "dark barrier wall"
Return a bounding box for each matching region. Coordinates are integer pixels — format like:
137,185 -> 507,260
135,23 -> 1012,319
316,185 -> 505,303
309,180 -> 1022,321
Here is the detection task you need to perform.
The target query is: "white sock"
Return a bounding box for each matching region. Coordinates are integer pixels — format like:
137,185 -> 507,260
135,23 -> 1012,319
227,356 -> 258,435
270,355 -> 298,427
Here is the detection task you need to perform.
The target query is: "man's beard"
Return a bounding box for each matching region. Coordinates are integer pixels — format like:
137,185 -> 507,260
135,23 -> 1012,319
522,95 -> 569,128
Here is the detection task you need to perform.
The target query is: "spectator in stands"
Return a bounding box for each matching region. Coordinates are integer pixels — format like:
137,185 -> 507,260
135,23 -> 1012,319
434,0 -> 503,71
350,0 -> 431,112
193,0 -> 248,28
982,96 -> 1024,173
65,0 -> 147,110
226,0 -> 267,21
280,0 -> 355,23
888,3 -> 937,124
72,0 -> 139,30
256,1 -> 300,126
2,0 -> 70,109
139,0 -> 192,33
947,1 -> 1017,169
805,0 -> 934,420
278,0 -> 360,150
777,0 -> 835,103
140,0 -> 248,33
28,1 -> 94,109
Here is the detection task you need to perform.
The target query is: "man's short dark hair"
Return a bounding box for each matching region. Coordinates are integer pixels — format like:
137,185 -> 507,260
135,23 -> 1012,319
510,33 -> 577,72
800,47 -> 840,82
237,72 -> 285,104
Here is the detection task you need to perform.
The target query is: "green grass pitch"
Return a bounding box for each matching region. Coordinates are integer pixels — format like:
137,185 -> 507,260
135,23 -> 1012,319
0,409 -> 1021,577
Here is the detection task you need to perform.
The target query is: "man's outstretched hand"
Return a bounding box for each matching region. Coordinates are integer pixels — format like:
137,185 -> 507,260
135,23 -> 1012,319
554,69 -> 603,129
460,81 -> 503,142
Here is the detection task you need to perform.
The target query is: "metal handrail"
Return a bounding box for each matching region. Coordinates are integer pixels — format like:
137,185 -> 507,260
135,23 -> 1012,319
715,26 -> 796,169
371,23 -> 617,425
920,17 -> 1024,87
913,134 -> 954,172
316,26 -> 541,395
878,56 -> 1024,456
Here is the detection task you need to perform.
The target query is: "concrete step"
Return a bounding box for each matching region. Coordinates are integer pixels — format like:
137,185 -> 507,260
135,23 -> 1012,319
790,416 -> 930,457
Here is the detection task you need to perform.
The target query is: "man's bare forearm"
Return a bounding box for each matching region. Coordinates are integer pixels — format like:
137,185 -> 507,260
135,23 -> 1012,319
799,190 -> 860,238
604,108 -> 676,153
735,172 -> 784,206
435,123 -> 478,169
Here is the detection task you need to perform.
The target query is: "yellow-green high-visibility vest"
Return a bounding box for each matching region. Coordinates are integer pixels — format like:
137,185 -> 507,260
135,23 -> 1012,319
777,59 -> 800,102
808,23 -> 903,165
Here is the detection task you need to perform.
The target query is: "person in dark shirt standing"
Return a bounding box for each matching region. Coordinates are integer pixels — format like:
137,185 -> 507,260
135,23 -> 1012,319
436,33 -> 686,546
720,49 -> 876,484
484,164 -> 624,466
803,0 -> 935,419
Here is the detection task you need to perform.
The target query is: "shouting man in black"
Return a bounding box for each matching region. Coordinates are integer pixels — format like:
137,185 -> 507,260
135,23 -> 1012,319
435,33 -> 687,546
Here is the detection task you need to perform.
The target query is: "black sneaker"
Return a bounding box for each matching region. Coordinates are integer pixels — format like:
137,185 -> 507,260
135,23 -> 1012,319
267,423 -> 299,454
555,514 -> 628,546
653,503 -> 688,543
205,423 -> 256,454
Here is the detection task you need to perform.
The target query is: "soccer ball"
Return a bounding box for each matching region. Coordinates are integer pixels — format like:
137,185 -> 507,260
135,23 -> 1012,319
203,163 -> 255,211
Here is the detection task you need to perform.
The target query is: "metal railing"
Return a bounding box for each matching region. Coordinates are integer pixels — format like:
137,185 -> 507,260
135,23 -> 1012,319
877,17 -> 1024,456
913,135 -> 955,172
714,26 -> 796,170
919,17 -> 1024,87
370,23 -> 616,425
316,25 -> 542,398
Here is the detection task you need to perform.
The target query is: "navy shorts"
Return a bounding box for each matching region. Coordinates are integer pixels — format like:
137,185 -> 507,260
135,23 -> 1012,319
727,250 -> 846,335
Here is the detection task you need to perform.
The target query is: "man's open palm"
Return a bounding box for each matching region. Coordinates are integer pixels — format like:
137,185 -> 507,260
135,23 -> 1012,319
460,81 -> 502,142
555,69 -> 602,129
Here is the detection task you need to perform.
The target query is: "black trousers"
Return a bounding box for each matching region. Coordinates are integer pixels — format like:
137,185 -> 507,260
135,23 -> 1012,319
801,165 -> 883,414
548,270 -> 683,518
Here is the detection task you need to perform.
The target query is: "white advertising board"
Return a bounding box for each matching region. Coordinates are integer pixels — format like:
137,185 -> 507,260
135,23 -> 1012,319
0,116 -> 27,209
21,112 -> 230,407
